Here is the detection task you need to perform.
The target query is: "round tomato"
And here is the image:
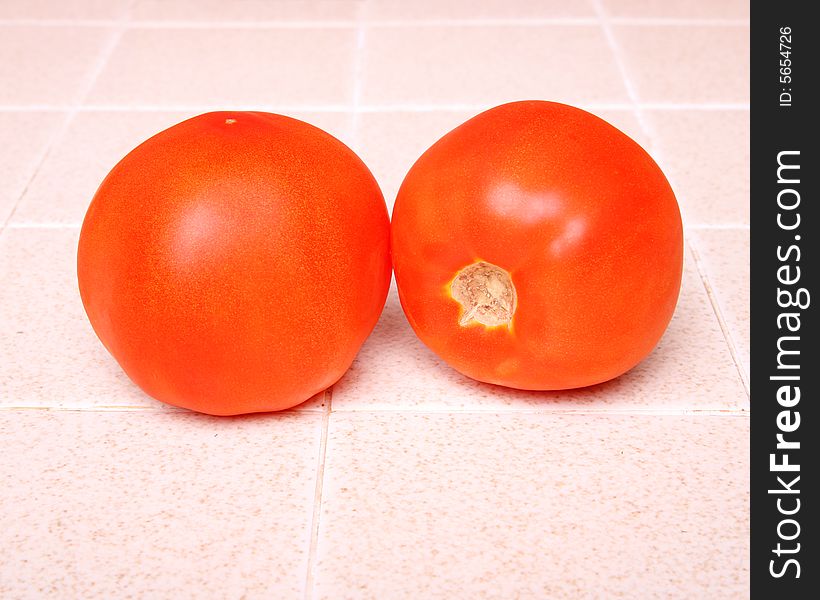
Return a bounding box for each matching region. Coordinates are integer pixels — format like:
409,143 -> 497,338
391,101 -> 683,390
78,112 -> 391,415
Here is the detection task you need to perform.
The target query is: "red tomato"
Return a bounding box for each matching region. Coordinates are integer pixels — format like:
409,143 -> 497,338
391,101 -> 683,390
78,112 -> 391,415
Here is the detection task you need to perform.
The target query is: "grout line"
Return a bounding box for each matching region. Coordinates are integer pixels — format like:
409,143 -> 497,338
0,103 -> 515,113
639,102 -> 750,111
0,103 -> 751,114
361,17 -> 751,28
329,407 -> 749,417
80,104 -> 353,113
0,17 -> 750,29
687,240 -> 751,402
0,18 -> 115,27
339,17 -> 599,27
686,223 -> 750,230
1,14 -> 128,230
0,19 -> 360,28
591,0 -> 653,142
0,104 -> 351,113
0,110 -> 73,233
610,17 -> 749,27
304,387 -> 333,600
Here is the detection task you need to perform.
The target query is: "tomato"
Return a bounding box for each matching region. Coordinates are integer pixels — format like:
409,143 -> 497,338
78,112 -> 390,415
391,101 -> 683,390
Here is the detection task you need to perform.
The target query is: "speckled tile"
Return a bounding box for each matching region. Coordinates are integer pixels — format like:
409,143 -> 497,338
10,110 -> 353,225
354,111 -> 475,209
0,410 -> 321,598
86,28 -> 356,107
0,0 -> 130,20
0,228 -> 326,411
615,25 -> 749,103
130,0 -> 359,22
332,246 -> 746,411
0,26 -> 114,105
0,112 -> 64,224
356,108 -> 647,211
314,412 -> 749,598
645,110 -> 749,226
690,228 -> 749,382
589,108 -> 649,149
602,0 -> 749,19
364,0 -> 595,20
361,25 -> 628,106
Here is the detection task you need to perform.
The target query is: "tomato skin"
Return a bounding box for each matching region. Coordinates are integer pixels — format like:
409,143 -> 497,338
78,112 -> 390,415
391,101 -> 683,390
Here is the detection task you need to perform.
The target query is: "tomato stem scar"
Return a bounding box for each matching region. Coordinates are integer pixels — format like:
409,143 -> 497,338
450,261 -> 516,328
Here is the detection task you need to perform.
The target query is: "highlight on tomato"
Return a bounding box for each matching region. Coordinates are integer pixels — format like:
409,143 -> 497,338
391,101 -> 683,390
78,112 -> 391,415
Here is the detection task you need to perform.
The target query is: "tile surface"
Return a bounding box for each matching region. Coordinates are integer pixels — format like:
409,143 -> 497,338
0,112 -> 64,224
0,228 -> 144,408
332,250 -> 747,412
354,111 -> 475,208
364,0 -> 596,20
646,110 -> 749,226
616,25 -> 750,103
0,26 -> 114,105
590,108 -> 648,148
87,28 -> 357,107
361,25 -> 629,106
130,0 -> 360,22
11,110 -> 353,225
0,0 -> 131,19
602,0 -> 750,19
690,228 -> 749,381
0,410 -> 322,598
315,412 -> 750,599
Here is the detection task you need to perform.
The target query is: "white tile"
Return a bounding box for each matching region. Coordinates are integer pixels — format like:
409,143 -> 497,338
0,0 -> 130,20
0,410 -> 322,598
615,25 -> 749,103
603,0 -> 749,19
131,0 -> 359,22
362,25 -> 629,106
690,228 -> 749,382
0,26 -> 114,105
646,110 -> 749,226
315,412 -> 750,598
364,0 -> 596,20
0,112 -> 64,224
87,28 -> 357,107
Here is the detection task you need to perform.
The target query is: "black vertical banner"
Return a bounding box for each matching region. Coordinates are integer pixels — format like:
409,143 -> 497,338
751,1 -> 818,597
